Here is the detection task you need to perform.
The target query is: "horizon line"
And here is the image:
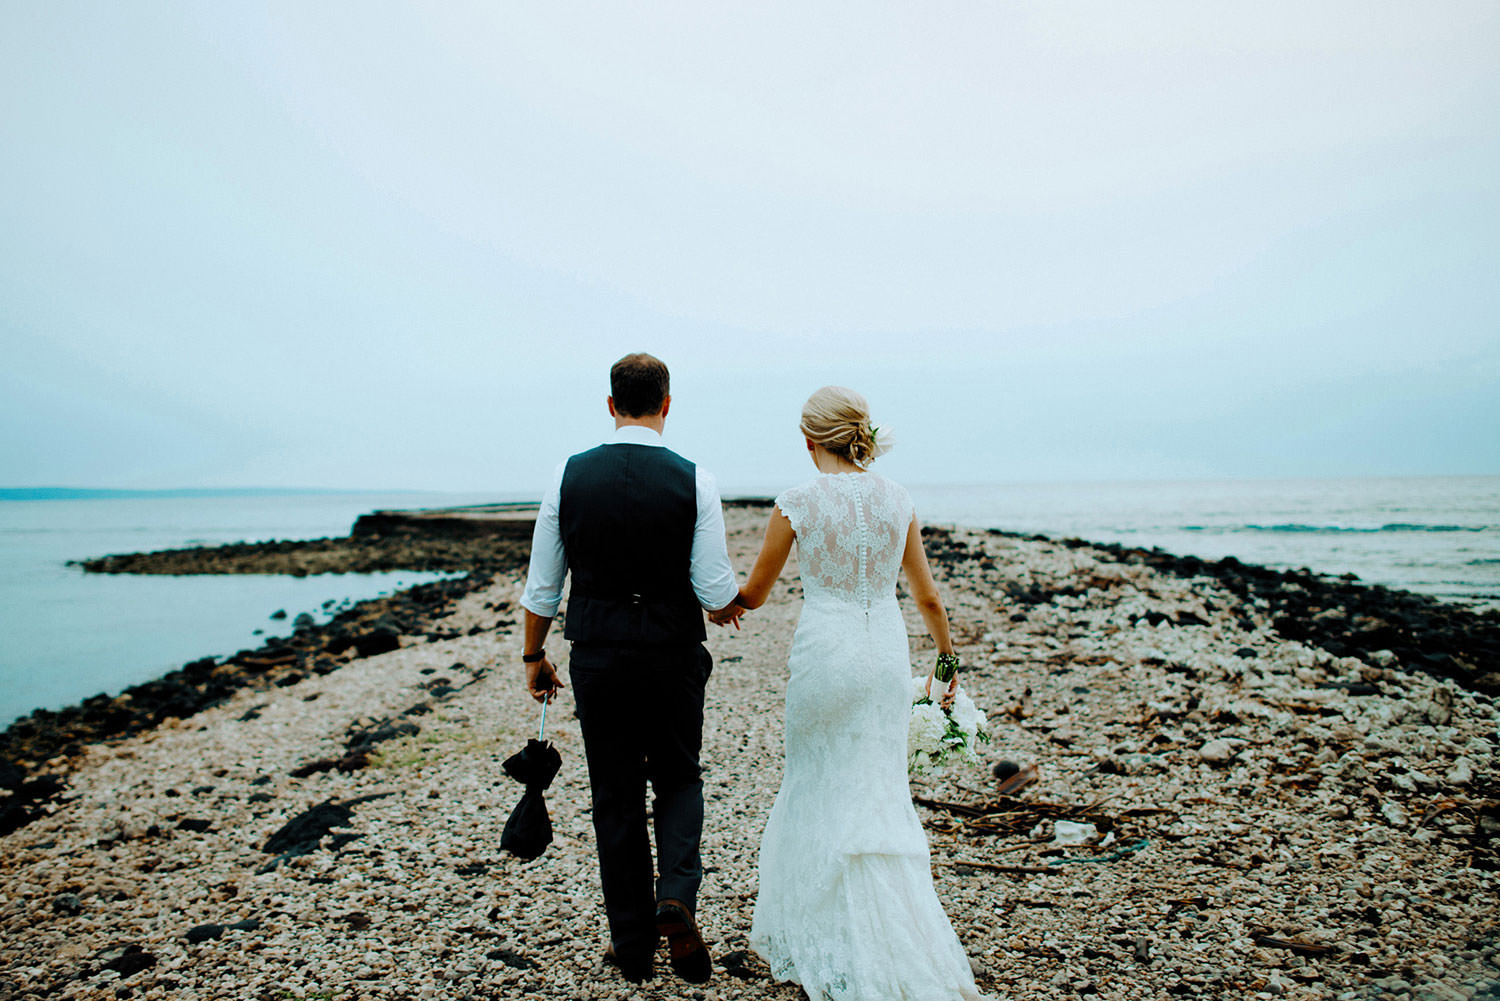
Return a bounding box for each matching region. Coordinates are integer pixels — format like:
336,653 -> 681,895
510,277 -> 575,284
3,471 -> 1498,501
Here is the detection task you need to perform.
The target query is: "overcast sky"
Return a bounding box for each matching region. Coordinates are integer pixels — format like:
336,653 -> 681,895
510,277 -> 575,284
2,2 -> 1497,495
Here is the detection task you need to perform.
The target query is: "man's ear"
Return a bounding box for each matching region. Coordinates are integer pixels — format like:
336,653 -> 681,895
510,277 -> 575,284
660,395 -> 671,419
607,396 -> 617,417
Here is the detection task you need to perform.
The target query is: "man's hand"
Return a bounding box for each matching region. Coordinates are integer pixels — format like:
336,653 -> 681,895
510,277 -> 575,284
525,655 -> 563,702
521,609 -> 561,702
708,601 -> 744,629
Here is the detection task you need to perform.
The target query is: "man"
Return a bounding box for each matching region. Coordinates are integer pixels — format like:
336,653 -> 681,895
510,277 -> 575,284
519,352 -> 740,985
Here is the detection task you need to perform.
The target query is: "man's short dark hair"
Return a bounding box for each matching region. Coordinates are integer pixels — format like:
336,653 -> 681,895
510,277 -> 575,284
610,353 -> 670,417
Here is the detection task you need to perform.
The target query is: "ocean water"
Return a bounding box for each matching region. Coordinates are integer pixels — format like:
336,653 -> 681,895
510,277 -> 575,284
909,475 -> 1500,611
0,491 -> 502,727
2,476 -> 1495,729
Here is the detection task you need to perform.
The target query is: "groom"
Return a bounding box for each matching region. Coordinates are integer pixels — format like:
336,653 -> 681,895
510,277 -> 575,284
519,352 -> 741,985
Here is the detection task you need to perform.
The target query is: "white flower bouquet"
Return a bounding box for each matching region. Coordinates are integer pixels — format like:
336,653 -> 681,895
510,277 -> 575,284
908,675 -> 990,774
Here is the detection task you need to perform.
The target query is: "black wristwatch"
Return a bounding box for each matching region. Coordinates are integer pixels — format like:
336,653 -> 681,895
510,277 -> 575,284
522,650 -> 546,663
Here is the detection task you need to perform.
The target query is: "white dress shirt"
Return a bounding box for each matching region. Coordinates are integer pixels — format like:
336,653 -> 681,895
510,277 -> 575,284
520,425 -> 739,619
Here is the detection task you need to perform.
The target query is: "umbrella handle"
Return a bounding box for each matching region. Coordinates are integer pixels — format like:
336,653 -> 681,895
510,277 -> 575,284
538,692 -> 550,741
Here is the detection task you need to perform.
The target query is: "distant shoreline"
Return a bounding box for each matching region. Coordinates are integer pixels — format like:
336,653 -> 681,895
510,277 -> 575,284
0,487 -> 438,501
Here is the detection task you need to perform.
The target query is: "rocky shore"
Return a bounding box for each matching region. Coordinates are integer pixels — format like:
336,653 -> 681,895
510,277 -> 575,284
2,508 -> 537,839
2,505 -> 1497,1000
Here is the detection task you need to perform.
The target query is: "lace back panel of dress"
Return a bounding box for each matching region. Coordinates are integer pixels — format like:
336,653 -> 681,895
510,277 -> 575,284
775,475 -> 912,607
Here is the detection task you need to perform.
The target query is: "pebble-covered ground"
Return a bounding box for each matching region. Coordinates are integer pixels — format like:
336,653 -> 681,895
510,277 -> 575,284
2,508 -> 1497,1001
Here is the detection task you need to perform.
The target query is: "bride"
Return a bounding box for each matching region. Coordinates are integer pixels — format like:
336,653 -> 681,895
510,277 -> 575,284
724,386 -> 987,1000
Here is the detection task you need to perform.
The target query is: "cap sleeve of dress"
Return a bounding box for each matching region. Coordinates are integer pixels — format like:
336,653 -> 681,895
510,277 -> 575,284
774,484 -> 811,535
894,478 -> 916,527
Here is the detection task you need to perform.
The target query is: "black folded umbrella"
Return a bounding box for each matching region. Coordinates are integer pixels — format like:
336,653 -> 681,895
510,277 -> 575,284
501,696 -> 562,861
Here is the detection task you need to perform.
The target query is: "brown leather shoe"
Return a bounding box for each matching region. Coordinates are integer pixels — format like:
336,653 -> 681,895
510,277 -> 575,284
655,899 -> 712,984
603,943 -> 654,984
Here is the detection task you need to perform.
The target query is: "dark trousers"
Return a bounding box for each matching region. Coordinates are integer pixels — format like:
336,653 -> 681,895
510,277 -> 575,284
569,641 -> 712,959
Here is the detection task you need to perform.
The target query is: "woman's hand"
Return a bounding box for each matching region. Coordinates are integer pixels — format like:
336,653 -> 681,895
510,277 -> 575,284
924,670 -> 958,708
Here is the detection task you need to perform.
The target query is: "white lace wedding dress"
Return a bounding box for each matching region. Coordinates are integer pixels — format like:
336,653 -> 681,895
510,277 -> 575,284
749,472 -> 986,1001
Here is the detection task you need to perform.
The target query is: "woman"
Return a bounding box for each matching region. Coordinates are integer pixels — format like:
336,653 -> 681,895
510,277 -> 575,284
733,386 -> 987,1000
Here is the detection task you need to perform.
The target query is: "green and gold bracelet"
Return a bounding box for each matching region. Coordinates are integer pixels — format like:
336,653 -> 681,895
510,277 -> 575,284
934,652 -> 960,683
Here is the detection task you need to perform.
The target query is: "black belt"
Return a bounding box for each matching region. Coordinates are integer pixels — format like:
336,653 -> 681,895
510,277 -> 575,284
569,584 -> 693,605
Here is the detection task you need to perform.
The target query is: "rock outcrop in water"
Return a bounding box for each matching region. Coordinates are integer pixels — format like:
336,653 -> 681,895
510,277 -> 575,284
72,504 -> 535,576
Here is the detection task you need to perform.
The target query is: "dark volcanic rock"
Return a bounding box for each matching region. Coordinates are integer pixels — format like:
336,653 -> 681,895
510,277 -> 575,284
486,947 -> 538,970
992,760 -> 1022,782
72,522 -> 529,577
1004,581 -> 1084,606
290,749 -> 370,778
100,944 -> 156,977
0,757 -> 25,789
1319,681 -> 1383,696
719,949 -> 765,981
262,800 -> 354,858
345,719 -> 420,755
0,772 -> 67,837
325,627 -> 400,659
289,758 -> 336,779
259,793 -> 389,870
185,923 -> 225,943
15,772 -> 63,801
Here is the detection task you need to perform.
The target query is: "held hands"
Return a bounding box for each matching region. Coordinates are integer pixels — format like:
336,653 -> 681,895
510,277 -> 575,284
708,601 -> 746,630
524,655 -> 564,703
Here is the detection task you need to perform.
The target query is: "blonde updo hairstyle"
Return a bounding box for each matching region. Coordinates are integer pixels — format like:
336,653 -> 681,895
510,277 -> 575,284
799,385 -> 892,469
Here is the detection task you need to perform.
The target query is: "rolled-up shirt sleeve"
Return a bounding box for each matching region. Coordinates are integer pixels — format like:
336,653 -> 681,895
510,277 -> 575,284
691,468 -> 739,610
520,462 -> 568,618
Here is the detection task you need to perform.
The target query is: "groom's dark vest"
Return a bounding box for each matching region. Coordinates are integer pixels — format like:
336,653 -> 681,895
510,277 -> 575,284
559,443 -> 705,646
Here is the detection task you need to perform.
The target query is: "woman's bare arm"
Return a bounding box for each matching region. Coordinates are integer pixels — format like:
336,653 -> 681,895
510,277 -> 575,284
734,507 -> 796,610
901,515 -> 957,700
